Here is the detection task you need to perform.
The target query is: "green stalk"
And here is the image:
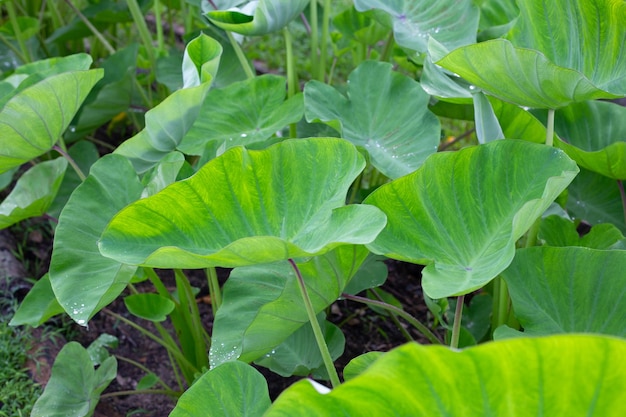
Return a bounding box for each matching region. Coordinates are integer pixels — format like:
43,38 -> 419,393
545,108 -> 555,147
207,267 -> 222,315
450,295 -> 465,349
380,31 -> 394,62
343,292 -> 442,344
227,31 -> 255,79
319,0 -> 331,81
126,0 -> 156,65
369,289 -> 413,342
289,259 -> 340,388
284,27 -> 298,138
618,180 -> 626,226
153,0 -> 164,52
52,145 -> 86,181
174,269 -> 209,370
116,355 -> 174,391
64,0 -> 115,54
5,0 -> 33,63
100,389 -> 180,399
309,0 -> 320,80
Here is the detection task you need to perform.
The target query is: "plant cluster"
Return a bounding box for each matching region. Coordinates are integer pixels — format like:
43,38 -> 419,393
1,0 -> 625,416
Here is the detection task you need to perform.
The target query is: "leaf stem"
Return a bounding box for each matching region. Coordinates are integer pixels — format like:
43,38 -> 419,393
174,269 -> 209,371
288,259 -> 341,388
284,27 -> 298,138
227,31 -> 255,79
126,0 -> 156,65
63,0 -> 115,54
52,145 -> 86,181
100,389 -> 181,399
450,294 -> 465,349
115,355 -> 174,391
320,0 -> 331,81
342,292 -> 442,344
617,180 -> 626,226
545,108 -> 555,147
309,0 -> 320,80
206,267 -> 222,315
5,0 -> 33,63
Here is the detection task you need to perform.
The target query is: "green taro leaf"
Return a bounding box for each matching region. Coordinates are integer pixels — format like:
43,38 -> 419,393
100,138 -> 386,269
9,273 -> 64,327
477,0 -> 519,40
265,335 -> 626,416
437,39 -> 621,109
86,334 -> 119,366
551,101 -> 626,179
205,0 -> 309,36
507,0 -> 626,96
364,140 -> 579,299
501,247 -> 626,337
354,0 -> 479,53
50,155 -> 143,325
539,215 -> 625,249
124,293 -> 175,322
31,342 -> 117,417
343,351 -> 383,381
0,157 -> 67,229
170,361 -> 270,417
471,90 -> 504,143
178,75 -> 303,156
490,97 -> 546,143
182,33 -> 222,88
304,61 -> 440,179
211,246 -> 367,367
0,69 -> 103,173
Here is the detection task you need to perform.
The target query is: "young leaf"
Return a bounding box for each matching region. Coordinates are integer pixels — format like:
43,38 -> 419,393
124,293 -> 175,322
501,247 -> 626,337
169,361 -> 270,417
99,138 -> 386,269
182,33 -> 222,88
471,90 -> 504,143
364,140 -> 579,299
304,61 -> 440,179
210,246 -> 367,367
205,0 -> 309,36
0,157 -> 67,229
9,274 -> 64,327
0,69 -> 103,173
31,342 -> 117,417
354,0 -> 479,53
49,154 -> 143,325
178,75 -> 303,156
265,335 -> 626,416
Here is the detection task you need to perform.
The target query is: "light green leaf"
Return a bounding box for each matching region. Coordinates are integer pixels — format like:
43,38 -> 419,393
539,215 -> 624,249
265,335 -> 626,416
0,69 -> 103,173
0,157 -> 67,229
210,246 -> 367,367
507,0 -> 626,95
550,101 -> 626,179
141,151 -> 185,197
31,342 -> 117,417
343,351 -> 383,381
100,139 -> 386,268
50,155 -> 143,325
420,57 -> 473,104
304,61 -> 440,179
9,274 -> 64,327
86,334 -> 118,366
205,0 -> 309,36
170,361 -> 270,417
124,293 -> 175,322
364,140 -> 579,299
472,90 -> 504,143
178,75 -> 303,155
354,0 -> 479,53
182,33 -> 222,88
437,39 -> 621,109
476,0 -> 519,40
333,6 -> 389,46
0,16 -> 40,39
489,97 -> 546,143
502,247 -> 626,337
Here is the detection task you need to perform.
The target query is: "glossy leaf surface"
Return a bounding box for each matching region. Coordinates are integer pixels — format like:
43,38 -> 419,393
354,0 -> 479,53
265,335 -> 626,416
364,140 -> 578,299
304,61 -> 439,179
170,361 -> 270,417
50,155 -> 143,325
210,246 -> 367,367
100,139 -> 386,269
501,247 -> 626,337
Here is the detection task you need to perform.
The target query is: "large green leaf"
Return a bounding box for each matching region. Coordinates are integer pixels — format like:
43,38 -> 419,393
178,75 -> 303,156
502,247 -> 626,337
0,157 -> 67,229
170,361 -> 270,417
31,342 -> 117,417
50,155 -> 143,325
353,0 -> 479,53
9,274 -> 64,327
211,246 -> 367,367
100,139 -> 386,269
437,39 -> 621,109
507,0 -> 626,95
304,61 -> 440,179
551,101 -> 626,179
0,69 -> 103,173
265,335 -> 626,416
364,140 -> 579,299
205,0 -> 309,36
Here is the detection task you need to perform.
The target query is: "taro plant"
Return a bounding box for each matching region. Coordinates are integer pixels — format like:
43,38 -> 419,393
3,0 -> 626,416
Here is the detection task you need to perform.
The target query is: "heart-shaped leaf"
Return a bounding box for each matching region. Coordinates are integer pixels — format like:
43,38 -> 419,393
210,246 -> 367,367
0,69 -> 103,173
169,361 -> 270,417
0,157 -> 67,229
124,293 -> 175,322
265,335 -> 626,416
501,247 -> 626,337
100,138 -> 386,269
205,0 -> 309,36
354,0 -> 479,53
364,140 -> 579,299
304,61 -> 440,179
178,75 -> 303,156
50,154 -> 143,325
31,342 -> 117,417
